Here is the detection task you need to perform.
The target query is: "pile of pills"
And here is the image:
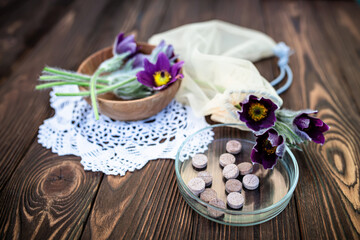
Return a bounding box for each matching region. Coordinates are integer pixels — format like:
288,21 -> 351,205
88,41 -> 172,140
187,139 -> 260,218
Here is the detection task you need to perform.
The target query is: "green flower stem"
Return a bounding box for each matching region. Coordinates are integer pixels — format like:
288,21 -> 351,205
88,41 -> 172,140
55,77 -> 136,97
36,81 -> 106,90
90,68 -> 104,120
43,67 -> 109,84
39,75 -> 88,82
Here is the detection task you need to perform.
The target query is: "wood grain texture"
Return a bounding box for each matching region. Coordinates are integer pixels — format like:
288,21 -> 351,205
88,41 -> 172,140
0,0 -> 359,239
81,0 -> 300,239
81,160 -> 194,240
0,0 -> 134,191
263,1 -> 360,239
0,143 -> 102,239
0,0 -> 145,238
0,0 -> 72,81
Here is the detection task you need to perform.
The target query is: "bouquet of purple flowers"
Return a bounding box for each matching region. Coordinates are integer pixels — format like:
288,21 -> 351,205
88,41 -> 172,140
36,33 -> 184,120
237,95 -> 329,169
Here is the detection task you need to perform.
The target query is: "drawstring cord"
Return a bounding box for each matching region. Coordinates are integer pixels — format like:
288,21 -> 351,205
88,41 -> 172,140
271,42 -> 294,95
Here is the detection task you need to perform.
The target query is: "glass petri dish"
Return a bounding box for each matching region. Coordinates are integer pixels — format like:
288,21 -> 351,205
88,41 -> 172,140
175,123 -> 299,226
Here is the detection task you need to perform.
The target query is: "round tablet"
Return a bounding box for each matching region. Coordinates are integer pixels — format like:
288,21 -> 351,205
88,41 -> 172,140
227,192 -> 244,209
192,154 -> 208,169
223,164 -> 239,179
238,162 -> 253,175
208,198 -> 226,218
187,177 -> 205,195
225,179 -> 242,193
226,140 -> 242,154
242,174 -> 259,190
219,153 -> 236,167
200,188 -> 217,203
197,171 -> 212,187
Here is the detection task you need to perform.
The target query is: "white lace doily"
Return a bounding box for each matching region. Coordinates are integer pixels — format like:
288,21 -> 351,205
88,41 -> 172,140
38,85 -> 213,175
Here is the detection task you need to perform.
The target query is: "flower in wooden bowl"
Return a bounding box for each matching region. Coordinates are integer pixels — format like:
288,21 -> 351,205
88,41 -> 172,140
137,52 -> 183,91
77,42 -> 183,121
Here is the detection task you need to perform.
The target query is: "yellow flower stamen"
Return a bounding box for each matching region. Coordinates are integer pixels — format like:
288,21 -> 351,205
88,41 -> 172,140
153,70 -> 171,87
263,140 -> 277,155
248,103 -> 268,122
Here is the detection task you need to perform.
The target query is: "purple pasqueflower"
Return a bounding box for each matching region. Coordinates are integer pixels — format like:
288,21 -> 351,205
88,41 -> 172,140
238,95 -> 278,132
156,40 -> 175,60
251,129 -> 285,169
132,40 -> 176,69
293,110 -> 329,145
136,52 -> 184,91
165,44 -> 175,59
132,53 -> 146,68
113,33 -> 137,55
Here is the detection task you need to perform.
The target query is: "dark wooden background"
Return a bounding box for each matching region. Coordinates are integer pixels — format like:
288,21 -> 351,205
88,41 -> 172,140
0,0 -> 359,239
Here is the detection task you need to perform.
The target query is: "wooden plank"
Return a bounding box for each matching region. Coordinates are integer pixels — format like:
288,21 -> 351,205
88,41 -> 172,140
315,1 -> 360,112
0,0 -> 72,82
0,0 -> 146,238
0,144 -> 102,239
81,160 -> 194,239
190,199 -> 299,240
263,1 -> 360,239
0,0 -> 134,191
82,0 -> 301,239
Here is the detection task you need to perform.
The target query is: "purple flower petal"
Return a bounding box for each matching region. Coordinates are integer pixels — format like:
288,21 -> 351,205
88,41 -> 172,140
136,44 -> 183,91
293,111 -> 329,145
157,40 -> 166,49
319,122 -> 330,132
152,85 -> 168,91
309,132 -> 326,145
251,129 -> 285,169
312,117 -> 325,127
117,35 -> 137,54
143,58 -> 156,74
250,148 -> 261,164
165,44 -> 175,58
115,33 -> 124,45
268,130 -> 281,146
261,154 -> 278,169
294,127 -> 312,141
170,61 -> 184,78
113,32 -> 137,55
238,95 -> 278,132
132,53 -> 146,68
276,141 -> 285,157
155,52 -> 171,72
136,71 -> 154,87
294,116 -> 310,129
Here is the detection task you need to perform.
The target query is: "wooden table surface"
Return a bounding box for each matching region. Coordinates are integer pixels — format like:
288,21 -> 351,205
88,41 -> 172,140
1,0 -> 359,239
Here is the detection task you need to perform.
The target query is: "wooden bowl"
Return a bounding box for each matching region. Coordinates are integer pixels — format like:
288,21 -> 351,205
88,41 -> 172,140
77,43 -> 181,121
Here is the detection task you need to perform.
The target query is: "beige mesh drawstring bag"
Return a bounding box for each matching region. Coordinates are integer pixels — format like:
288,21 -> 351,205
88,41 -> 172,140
149,20 -> 293,130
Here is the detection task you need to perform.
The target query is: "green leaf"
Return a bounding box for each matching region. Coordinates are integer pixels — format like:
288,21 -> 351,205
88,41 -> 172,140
286,142 -> 303,151
274,121 -> 304,145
